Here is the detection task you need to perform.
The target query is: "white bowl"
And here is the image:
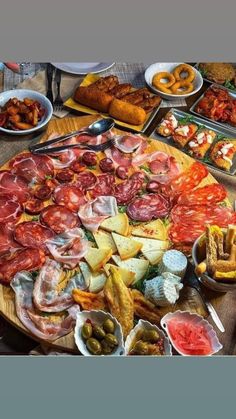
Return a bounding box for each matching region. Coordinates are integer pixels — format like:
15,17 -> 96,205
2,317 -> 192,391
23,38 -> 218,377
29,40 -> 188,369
192,233 -> 236,292
161,311 -> 223,356
125,319 -> 172,356
0,89 -> 53,135
74,310 -> 125,356
145,62 -> 203,100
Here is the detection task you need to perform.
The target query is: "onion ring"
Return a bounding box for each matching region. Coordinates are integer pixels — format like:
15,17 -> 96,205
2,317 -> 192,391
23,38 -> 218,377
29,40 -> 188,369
152,72 -> 176,89
171,81 -> 194,95
173,64 -> 195,83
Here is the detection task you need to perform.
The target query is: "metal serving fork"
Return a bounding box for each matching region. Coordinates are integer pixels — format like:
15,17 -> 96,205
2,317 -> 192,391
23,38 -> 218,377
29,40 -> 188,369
53,68 -> 64,112
31,137 -> 116,154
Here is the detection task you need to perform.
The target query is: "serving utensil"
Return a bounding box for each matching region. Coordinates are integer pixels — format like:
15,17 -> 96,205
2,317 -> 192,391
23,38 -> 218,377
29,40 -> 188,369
29,118 -> 115,153
46,63 -> 54,105
53,68 -> 63,112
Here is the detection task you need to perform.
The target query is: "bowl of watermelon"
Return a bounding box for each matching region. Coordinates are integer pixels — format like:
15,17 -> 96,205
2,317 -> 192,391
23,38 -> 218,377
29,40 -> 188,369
160,311 -> 223,356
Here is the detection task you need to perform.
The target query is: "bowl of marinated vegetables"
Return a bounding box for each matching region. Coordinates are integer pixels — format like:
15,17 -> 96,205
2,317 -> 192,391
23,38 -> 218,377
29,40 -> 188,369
74,310 -> 125,356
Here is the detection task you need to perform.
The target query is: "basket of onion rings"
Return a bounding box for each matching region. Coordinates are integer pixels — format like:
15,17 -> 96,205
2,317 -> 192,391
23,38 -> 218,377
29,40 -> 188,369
145,62 -> 203,100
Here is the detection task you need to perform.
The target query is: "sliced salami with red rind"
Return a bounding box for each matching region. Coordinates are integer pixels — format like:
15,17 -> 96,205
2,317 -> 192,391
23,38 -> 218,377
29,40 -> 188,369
99,158 -> 114,173
171,204 -> 236,228
0,194 -> 22,224
177,184 -> 227,206
90,174 -> 115,199
0,171 -> 30,203
9,153 -> 54,182
0,248 -> 45,285
53,185 -> 87,212
114,176 -> 144,205
70,160 -> 87,173
82,151 -> 97,166
24,198 -> 45,215
167,162 -> 208,197
40,204 -> 79,234
146,181 -> 160,193
55,168 -> 74,183
0,223 -> 21,256
127,193 -> 170,221
33,184 -> 52,200
116,166 -> 128,180
14,221 -> 54,251
169,223 -> 206,245
75,171 -> 97,190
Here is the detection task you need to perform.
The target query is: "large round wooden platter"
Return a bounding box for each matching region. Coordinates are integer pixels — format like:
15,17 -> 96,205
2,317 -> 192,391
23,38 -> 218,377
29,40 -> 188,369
0,115 -> 225,352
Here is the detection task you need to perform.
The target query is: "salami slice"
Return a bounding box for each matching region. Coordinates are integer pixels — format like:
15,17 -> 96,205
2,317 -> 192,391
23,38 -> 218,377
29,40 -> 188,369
171,204 -> 236,228
114,175 -> 144,205
0,248 -> 45,285
99,158 -> 114,173
177,184 -> 227,206
53,185 -> 87,212
82,151 -> 97,166
24,198 -> 45,215
0,171 -> 30,203
90,174 -> 115,199
9,153 -> 54,182
116,166 -> 128,180
14,222 -> 54,251
40,204 -> 80,234
127,193 -> 170,221
0,223 -> 21,256
33,184 -> 52,200
75,171 -> 97,190
70,160 -> 86,173
0,194 -> 22,224
167,162 -> 208,196
55,168 -> 74,183
169,223 -> 205,246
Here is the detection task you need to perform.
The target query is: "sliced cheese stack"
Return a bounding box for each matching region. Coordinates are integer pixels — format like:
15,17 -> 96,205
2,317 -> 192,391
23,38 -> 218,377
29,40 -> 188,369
144,273 -> 183,307
158,250 -> 187,279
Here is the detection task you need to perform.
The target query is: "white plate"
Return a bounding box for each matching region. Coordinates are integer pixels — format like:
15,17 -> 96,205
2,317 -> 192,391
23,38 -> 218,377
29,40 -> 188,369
51,62 -> 115,75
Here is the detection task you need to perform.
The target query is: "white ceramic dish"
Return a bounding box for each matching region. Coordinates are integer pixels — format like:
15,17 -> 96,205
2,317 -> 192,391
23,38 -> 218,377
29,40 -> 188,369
51,62 -> 115,75
145,62 -> 203,100
0,89 -> 53,135
161,311 -> 223,356
192,233 -> 236,292
74,310 -> 125,356
125,319 -> 172,356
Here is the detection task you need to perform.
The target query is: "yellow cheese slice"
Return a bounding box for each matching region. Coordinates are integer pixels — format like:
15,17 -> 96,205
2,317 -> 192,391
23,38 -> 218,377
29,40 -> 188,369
84,247 -> 112,272
112,232 -> 143,260
131,219 -> 167,240
104,263 -> 135,287
100,213 -> 129,236
111,255 -> 149,283
133,237 -> 169,265
79,261 -> 107,293
93,230 -> 117,254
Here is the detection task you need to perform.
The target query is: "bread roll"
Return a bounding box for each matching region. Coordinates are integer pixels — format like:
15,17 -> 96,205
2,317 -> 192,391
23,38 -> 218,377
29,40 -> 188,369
109,98 -> 146,125
74,86 -> 113,113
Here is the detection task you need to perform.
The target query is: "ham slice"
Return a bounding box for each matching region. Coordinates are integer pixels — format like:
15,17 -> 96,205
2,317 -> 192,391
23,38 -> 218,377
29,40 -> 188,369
0,171 -> 30,203
105,147 -> 132,168
33,258 -> 88,312
9,153 -> 54,183
45,228 -> 88,269
11,271 -> 80,341
78,196 -> 118,232
114,134 -> 146,154
132,151 -> 180,184
0,223 -> 22,256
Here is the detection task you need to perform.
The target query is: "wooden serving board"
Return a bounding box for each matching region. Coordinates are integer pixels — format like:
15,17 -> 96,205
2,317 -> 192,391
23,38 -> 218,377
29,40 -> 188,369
0,115 -> 225,353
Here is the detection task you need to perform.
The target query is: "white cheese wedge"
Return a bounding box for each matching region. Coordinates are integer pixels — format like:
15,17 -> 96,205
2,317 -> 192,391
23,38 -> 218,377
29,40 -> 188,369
79,261 -> 107,293
111,255 -> 149,283
144,275 -> 183,307
158,250 -> 187,279
100,213 -> 129,236
131,219 -> 167,240
93,230 -> 117,254
104,263 -> 135,287
112,232 -> 143,260
132,237 -> 169,265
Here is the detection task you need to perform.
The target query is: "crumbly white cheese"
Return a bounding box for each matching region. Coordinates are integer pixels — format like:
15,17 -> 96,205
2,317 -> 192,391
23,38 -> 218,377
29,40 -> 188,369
158,250 -> 187,279
144,275 -> 183,307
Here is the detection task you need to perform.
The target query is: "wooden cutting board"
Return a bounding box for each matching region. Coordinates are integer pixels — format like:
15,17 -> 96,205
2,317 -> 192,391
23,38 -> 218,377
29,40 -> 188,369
0,115 -> 225,353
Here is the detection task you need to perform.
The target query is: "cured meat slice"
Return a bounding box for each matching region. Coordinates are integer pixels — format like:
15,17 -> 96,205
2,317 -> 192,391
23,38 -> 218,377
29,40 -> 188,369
0,194 -> 22,224
169,223 -> 206,246
127,193 -> 170,221
33,184 -> 52,200
0,248 -> 45,285
105,147 -> 132,168
82,151 -> 97,166
116,166 -> 128,180
14,222 -> 54,251
166,162 -> 208,197
78,196 -> 118,232
90,174 -> 115,199
75,171 -> 97,190
99,158 -> 114,173
171,204 -> 236,228
33,259 -> 87,312
40,204 -> 79,234
114,134 -> 146,154
70,160 -> 87,173
11,271 -> 80,341
0,223 -> 21,256
0,171 -> 30,203
9,153 -> 54,183
113,174 -> 144,205
51,150 -> 77,169
53,184 -> 87,212
177,184 -> 227,206
149,157 -> 180,185
45,228 -> 88,269
55,168 -> 74,183
24,198 -> 45,215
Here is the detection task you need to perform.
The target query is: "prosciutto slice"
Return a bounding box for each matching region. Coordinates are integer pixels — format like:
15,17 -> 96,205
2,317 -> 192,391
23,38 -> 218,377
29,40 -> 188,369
114,134 -> 147,154
11,272 -> 80,341
9,153 -> 54,183
0,223 -> 22,256
33,258 -> 87,312
104,147 -> 132,168
45,227 -> 88,269
78,196 -> 118,232
0,171 -> 30,203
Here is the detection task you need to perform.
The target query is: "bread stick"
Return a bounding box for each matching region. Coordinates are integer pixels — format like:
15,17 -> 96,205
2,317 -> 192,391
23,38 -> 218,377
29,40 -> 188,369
213,260 -> 236,272
229,244 -> 236,261
225,224 -> 236,253
195,260 -> 207,276
214,270 -> 236,282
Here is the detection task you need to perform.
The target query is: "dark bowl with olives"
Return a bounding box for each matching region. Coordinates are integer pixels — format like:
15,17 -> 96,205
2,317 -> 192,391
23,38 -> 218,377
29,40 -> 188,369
74,310 -> 125,356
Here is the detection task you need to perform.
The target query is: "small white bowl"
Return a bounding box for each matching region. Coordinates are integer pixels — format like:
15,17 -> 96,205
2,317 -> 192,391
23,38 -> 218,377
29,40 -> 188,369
145,62 -> 203,100
161,310 -> 223,356
125,319 -> 172,356
74,310 -> 125,356
192,233 -> 236,292
0,89 -> 53,135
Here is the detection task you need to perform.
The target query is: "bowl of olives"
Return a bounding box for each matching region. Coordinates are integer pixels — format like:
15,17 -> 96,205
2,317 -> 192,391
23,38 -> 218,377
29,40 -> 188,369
74,310 -> 125,356
125,320 -> 172,356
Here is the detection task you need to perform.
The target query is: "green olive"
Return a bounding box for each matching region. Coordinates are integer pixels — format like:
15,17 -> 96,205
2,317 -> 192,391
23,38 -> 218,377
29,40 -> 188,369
103,318 -> 115,334
92,325 -> 106,340
81,322 -> 92,340
86,338 -> 102,355
131,340 -> 149,355
101,339 -> 114,355
104,333 -> 118,347
142,329 -> 160,343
